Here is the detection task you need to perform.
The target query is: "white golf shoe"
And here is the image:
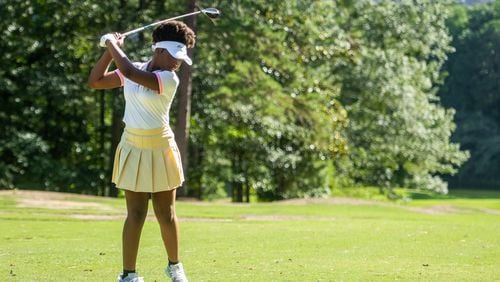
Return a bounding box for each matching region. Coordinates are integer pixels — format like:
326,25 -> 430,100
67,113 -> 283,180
117,272 -> 144,282
165,263 -> 188,282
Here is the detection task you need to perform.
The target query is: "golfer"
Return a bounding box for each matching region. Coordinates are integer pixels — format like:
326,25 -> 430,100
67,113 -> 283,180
87,21 -> 194,282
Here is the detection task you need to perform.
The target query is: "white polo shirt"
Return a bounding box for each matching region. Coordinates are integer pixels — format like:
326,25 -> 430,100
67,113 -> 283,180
114,62 -> 179,130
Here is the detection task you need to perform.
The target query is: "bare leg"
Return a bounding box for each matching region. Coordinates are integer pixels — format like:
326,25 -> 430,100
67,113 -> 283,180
123,191 -> 149,270
152,189 -> 179,262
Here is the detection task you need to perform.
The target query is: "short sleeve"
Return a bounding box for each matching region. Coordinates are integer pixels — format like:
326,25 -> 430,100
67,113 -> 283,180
112,69 -> 124,86
118,62 -> 147,88
154,71 -> 179,96
112,62 -> 142,87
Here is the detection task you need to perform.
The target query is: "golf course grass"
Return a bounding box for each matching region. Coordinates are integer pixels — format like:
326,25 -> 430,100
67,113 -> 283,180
0,189 -> 499,281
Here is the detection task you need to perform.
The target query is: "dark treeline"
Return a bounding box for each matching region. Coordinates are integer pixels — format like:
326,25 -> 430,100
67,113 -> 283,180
439,1 -> 500,189
0,0 -> 497,201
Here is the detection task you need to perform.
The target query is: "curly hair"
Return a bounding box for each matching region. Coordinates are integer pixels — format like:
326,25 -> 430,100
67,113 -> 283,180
152,20 -> 196,48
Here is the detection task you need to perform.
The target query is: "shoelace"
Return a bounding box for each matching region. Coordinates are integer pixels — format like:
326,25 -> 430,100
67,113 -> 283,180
120,274 -> 144,282
169,266 -> 185,279
172,269 -> 183,276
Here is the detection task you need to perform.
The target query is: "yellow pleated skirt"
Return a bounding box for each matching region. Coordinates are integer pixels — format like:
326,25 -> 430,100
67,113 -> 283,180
111,127 -> 184,193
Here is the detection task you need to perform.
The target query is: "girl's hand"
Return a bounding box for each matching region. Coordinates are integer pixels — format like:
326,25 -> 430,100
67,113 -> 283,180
99,33 -> 124,48
114,33 -> 125,47
99,33 -> 116,48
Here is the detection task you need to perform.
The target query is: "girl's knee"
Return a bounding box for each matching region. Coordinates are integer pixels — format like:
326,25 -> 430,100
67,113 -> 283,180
152,191 -> 176,225
127,207 -> 148,223
125,191 -> 149,223
156,204 -> 176,224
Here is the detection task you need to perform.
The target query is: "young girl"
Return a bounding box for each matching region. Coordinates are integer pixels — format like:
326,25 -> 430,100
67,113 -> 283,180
87,21 -> 195,282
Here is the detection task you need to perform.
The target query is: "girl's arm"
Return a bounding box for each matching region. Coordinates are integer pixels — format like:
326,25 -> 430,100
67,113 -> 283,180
105,35 -> 160,92
87,49 -> 123,89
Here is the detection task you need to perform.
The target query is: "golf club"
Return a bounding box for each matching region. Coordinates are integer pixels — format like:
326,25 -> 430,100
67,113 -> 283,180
122,7 -> 220,37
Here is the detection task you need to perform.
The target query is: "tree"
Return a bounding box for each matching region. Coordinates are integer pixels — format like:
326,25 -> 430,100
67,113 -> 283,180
334,0 -> 469,194
174,0 -> 198,197
0,0 -> 473,200
188,0 -> 349,201
0,0 -> 183,194
439,1 -> 500,189
0,0 -> 115,192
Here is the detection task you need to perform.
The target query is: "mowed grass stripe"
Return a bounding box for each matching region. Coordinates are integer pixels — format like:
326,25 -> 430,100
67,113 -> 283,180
0,190 -> 499,281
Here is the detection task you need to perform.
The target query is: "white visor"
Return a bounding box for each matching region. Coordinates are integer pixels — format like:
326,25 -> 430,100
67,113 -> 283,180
152,41 -> 192,66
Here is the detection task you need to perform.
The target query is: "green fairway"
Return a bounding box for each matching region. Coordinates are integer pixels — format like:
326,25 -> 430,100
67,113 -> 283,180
0,190 -> 499,281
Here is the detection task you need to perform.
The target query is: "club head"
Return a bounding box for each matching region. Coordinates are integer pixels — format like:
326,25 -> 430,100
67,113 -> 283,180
202,8 -> 220,19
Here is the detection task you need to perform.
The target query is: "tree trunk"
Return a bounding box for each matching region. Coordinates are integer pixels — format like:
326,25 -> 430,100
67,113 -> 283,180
245,175 -> 250,203
99,92 -> 106,196
174,0 -> 197,197
235,182 -> 243,203
104,0 -> 128,197
233,153 -> 244,202
107,92 -> 123,197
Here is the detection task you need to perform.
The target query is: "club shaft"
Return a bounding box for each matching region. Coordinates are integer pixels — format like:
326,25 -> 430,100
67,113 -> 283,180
122,10 -> 202,37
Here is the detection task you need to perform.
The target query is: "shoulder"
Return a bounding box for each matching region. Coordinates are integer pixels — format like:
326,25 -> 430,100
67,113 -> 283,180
153,70 -> 179,96
155,70 -> 179,86
122,62 -> 148,84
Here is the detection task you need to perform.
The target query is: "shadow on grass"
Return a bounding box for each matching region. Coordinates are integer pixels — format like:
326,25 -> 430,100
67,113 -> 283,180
407,189 -> 500,200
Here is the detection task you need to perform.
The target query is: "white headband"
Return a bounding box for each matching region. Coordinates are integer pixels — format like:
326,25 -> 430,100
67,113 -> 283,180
152,41 -> 192,65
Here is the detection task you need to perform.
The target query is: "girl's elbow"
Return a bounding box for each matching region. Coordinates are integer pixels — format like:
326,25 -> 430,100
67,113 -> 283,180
87,78 -> 99,89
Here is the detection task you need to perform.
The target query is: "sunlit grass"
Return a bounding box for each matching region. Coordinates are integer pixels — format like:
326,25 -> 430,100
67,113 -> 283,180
0,189 -> 499,281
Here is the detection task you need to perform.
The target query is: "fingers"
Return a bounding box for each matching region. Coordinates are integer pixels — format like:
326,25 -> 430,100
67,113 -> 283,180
115,32 -> 125,47
99,33 -> 125,48
99,33 -> 116,48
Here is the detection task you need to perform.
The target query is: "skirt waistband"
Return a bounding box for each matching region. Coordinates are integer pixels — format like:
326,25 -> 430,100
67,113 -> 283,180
122,127 -> 174,149
124,126 -> 173,137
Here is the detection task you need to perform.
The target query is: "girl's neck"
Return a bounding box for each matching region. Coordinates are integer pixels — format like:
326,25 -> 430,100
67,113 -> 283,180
147,60 -> 159,72
148,59 -> 174,72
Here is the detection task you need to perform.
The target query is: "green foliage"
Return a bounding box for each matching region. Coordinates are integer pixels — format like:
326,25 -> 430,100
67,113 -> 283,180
0,0 -> 474,200
0,132 -> 49,188
439,1 -> 500,189
0,0 -> 183,193
334,0 -> 469,193
0,0 -> 111,191
189,1 -> 349,200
